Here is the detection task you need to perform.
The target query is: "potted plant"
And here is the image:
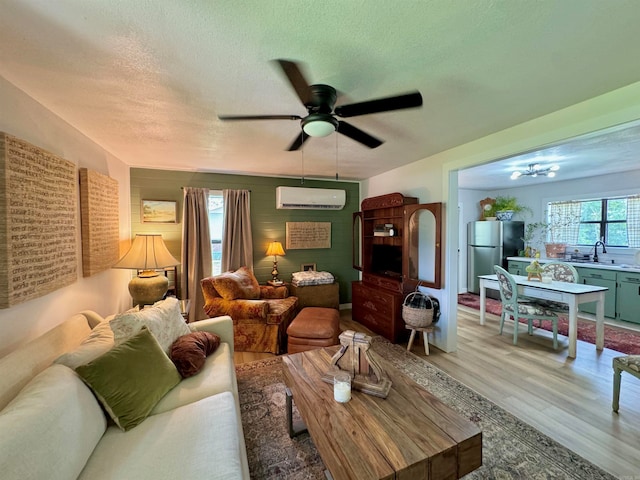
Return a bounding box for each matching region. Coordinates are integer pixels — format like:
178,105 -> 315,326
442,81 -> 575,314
493,195 -> 532,221
525,210 -> 580,258
521,221 -> 546,257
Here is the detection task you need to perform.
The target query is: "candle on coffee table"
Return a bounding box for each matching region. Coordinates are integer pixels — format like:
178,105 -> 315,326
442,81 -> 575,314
334,371 -> 351,403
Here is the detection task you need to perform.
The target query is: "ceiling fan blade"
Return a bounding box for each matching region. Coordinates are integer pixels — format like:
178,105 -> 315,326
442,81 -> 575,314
337,121 -> 384,148
275,59 -> 311,106
334,91 -> 423,118
286,131 -> 310,151
218,114 -> 301,121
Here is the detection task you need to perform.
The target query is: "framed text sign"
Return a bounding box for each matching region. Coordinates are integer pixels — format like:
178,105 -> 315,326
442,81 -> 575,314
286,222 -> 331,250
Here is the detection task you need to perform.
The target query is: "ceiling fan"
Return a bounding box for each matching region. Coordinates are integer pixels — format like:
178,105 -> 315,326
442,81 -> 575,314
218,59 -> 423,151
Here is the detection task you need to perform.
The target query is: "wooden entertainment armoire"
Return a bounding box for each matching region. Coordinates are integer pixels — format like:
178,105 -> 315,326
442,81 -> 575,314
352,193 -> 442,343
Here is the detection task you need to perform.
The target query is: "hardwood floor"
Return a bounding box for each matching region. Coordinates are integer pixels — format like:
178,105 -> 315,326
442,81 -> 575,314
429,306 -> 640,478
234,307 -> 640,478
233,350 -> 272,364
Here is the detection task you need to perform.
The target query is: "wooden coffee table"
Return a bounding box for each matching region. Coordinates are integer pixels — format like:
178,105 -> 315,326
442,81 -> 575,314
282,347 -> 482,480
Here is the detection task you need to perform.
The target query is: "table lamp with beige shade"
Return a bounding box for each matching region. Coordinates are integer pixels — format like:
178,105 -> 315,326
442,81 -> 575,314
266,241 -> 286,282
113,234 -> 180,307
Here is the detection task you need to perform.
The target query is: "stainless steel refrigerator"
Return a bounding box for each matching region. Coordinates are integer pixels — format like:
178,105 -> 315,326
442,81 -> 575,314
467,221 -> 524,295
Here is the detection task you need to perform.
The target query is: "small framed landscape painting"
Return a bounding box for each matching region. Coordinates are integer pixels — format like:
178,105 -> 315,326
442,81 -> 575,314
141,200 -> 177,223
301,263 -> 316,272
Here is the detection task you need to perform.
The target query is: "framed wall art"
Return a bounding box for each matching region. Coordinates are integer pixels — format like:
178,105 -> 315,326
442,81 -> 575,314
79,168 -> 119,277
286,222 -> 331,249
0,132 -> 78,308
301,263 -> 317,272
141,200 -> 177,224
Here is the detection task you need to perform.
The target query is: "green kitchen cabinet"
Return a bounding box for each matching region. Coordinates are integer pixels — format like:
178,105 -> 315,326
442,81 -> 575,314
576,267 -> 616,318
508,260 -> 529,276
616,271 -> 640,324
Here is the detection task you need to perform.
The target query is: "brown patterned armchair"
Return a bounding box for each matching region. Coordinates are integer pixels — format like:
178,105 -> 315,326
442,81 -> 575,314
200,267 -> 298,354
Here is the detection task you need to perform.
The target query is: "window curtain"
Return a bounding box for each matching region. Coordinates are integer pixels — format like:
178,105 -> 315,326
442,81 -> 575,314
628,195 -> 640,248
222,189 -> 253,272
548,201 -> 581,243
181,187 -> 212,322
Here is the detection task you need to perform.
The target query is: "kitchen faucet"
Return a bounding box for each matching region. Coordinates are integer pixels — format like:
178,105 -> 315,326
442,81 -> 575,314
593,240 -> 607,263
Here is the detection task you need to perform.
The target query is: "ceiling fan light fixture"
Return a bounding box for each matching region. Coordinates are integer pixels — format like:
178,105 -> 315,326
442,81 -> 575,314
301,114 -> 338,137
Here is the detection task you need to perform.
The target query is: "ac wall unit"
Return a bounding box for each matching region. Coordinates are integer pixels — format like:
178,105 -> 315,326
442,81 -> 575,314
276,186 -> 346,210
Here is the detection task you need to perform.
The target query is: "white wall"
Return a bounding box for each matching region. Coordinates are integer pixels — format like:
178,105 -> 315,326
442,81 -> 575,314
362,80 -> 640,353
0,76 -> 132,357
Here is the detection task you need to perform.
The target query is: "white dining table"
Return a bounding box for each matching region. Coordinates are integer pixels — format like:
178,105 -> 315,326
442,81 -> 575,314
478,274 -> 608,358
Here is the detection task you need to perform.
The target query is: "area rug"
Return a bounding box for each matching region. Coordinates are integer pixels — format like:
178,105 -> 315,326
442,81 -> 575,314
459,292 -> 640,355
236,338 -> 616,480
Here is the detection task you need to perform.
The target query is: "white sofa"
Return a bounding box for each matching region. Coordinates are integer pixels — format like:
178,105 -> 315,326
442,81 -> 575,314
0,310 -> 250,480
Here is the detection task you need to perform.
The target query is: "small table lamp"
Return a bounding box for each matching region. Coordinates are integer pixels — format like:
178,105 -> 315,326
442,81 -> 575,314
113,234 -> 180,307
266,241 -> 286,282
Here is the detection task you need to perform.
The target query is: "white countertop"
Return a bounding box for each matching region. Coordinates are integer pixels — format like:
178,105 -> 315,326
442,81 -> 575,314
507,256 -> 640,273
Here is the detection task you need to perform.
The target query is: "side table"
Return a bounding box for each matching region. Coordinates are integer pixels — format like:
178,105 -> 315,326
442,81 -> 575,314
179,299 -> 191,323
289,282 -> 339,309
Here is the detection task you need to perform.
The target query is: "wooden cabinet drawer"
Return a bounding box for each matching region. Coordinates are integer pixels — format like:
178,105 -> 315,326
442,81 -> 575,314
356,292 -> 394,318
360,311 -> 393,338
362,273 -> 403,294
352,281 -> 405,343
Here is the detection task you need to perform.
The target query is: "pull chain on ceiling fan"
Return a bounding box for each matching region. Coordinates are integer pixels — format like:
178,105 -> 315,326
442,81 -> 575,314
218,59 -> 423,151
335,131 -> 339,181
300,132 -> 305,185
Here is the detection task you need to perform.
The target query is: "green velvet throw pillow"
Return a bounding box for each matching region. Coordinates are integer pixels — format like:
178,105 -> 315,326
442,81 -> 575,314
75,326 -> 181,431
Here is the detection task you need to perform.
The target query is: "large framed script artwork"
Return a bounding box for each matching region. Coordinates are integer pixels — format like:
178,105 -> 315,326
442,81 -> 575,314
0,133 -> 78,308
79,168 -> 119,277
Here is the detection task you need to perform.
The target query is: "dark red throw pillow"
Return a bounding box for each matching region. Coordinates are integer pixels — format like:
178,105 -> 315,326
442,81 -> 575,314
170,331 -> 221,378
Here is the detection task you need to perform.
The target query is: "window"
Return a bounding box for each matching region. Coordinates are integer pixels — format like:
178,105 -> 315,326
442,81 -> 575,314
208,194 -> 223,275
548,194 -> 640,247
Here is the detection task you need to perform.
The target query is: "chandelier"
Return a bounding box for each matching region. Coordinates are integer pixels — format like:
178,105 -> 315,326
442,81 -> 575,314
510,163 -> 559,180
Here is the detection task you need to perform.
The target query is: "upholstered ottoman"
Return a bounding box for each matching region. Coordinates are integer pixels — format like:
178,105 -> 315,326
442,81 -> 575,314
286,307 -> 341,354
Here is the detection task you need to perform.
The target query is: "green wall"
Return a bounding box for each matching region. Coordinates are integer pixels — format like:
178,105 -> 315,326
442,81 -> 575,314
130,168 -> 360,303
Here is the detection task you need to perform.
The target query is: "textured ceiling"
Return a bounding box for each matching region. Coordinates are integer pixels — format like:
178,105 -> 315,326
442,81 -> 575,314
458,119 -> 640,189
1,1 -> 640,180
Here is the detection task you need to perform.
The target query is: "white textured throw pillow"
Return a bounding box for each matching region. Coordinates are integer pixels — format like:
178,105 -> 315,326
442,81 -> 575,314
54,320 -> 115,369
109,297 -> 190,353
